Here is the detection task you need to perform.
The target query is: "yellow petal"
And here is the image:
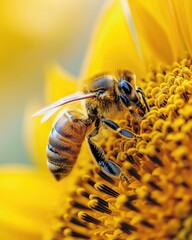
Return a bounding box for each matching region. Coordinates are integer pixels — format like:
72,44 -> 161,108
82,0 -> 190,80
24,66 -> 78,169
0,165 -> 61,240
82,0 -> 146,79
172,0 -> 192,55
44,65 -> 78,103
24,104 -> 52,169
128,0 -> 186,65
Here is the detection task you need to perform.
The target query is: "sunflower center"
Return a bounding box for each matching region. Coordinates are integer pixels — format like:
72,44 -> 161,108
48,55 -> 192,240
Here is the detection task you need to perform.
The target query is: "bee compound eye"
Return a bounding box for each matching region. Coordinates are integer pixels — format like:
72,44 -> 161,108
118,80 -> 132,95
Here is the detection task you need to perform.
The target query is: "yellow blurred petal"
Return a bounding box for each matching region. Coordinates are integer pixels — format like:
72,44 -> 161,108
172,0 -> 192,55
24,104 -> 52,169
24,65 -> 78,169
0,0 -> 101,77
0,165 -> 60,240
128,0 -> 186,66
44,65 -> 78,103
82,0 -> 146,79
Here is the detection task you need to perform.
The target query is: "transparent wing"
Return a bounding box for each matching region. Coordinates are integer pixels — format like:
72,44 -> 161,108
40,108 -> 59,123
32,91 -> 96,121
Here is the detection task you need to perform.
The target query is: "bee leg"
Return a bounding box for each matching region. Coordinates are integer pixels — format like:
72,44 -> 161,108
119,93 -> 131,107
119,93 -> 142,120
102,119 -> 135,138
86,136 -> 128,181
136,86 -> 150,112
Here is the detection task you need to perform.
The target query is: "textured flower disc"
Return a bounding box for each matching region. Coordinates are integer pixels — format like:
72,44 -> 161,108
48,55 -> 192,240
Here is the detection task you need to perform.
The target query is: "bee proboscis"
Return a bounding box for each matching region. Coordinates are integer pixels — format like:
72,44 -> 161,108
33,70 -> 149,181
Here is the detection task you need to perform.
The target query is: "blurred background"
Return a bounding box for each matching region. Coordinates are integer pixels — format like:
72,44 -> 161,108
0,0 -> 105,165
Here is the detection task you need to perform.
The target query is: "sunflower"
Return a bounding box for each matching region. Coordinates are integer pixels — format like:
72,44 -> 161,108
1,0 -> 192,239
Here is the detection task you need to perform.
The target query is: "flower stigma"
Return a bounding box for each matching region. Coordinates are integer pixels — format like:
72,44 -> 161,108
47,55 -> 192,240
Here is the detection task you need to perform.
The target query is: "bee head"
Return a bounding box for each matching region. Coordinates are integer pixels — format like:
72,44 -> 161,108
117,70 -> 138,108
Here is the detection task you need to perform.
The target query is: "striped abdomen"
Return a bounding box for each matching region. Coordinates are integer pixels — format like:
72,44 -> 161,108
47,111 -> 87,181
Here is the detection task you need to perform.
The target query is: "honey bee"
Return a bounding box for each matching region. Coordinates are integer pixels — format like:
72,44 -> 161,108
33,70 -> 149,181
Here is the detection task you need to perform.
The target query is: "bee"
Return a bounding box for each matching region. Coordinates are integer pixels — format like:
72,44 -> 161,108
33,70 -> 149,181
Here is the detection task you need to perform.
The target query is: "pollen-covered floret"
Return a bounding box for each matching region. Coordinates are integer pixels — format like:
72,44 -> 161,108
48,55 -> 192,240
